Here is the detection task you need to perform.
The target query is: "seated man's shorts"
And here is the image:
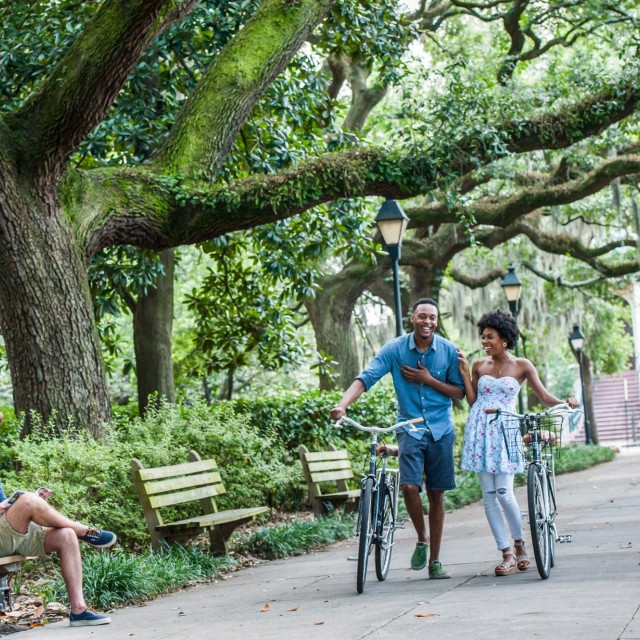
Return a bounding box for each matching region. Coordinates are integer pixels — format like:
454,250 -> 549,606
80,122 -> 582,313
0,515 -> 49,559
396,428 -> 456,491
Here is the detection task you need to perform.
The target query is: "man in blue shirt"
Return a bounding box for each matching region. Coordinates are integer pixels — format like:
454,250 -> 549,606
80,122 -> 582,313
330,298 -> 464,579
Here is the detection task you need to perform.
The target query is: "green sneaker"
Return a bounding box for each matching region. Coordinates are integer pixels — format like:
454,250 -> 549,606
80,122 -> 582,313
410,542 -> 428,570
428,560 -> 451,579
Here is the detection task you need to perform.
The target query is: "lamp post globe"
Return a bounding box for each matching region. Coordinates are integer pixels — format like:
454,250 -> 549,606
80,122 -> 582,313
501,264 -> 522,317
375,199 -> 409,337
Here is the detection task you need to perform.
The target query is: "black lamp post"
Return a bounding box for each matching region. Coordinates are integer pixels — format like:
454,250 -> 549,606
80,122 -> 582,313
569,323 -> 591,445
375,199 -> 409,337
501,264 -> 525,413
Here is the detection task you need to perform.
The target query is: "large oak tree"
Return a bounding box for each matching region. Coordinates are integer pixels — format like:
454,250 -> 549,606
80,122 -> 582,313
1,0 -> 639,434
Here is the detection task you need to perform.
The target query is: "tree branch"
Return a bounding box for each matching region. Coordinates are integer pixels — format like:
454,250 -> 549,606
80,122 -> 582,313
407,154 -> 640,227
8,0 -> 193,179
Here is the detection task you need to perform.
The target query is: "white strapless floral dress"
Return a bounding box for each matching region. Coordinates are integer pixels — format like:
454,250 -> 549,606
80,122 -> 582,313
461,375 -> 525,474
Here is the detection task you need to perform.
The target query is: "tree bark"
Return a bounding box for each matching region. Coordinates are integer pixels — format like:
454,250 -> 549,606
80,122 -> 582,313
0,170 -> 110,436
133,249 -> 176,415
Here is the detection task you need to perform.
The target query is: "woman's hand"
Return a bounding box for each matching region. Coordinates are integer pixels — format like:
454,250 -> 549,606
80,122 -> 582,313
458,349 -> 470,376
565,396 -> 579,409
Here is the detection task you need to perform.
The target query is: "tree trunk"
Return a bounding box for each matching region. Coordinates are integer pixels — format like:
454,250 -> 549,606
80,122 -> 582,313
307,297 -> 360,390
133,249 -> 176,415
0,174 -> 110,436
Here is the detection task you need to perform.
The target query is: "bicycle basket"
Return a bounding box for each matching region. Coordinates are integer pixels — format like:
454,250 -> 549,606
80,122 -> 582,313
500,417 -> 525,464
521,414 -> 563,460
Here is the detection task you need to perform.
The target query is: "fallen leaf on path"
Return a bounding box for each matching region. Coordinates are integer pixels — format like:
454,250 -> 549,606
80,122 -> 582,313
288,608 -> 298,612
261,603 -> 270,612
415,613 -> 438,618
314,621 -> 325,625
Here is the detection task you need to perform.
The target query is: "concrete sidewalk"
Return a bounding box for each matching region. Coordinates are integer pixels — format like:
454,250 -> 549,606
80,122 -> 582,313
24,446 -> 640,640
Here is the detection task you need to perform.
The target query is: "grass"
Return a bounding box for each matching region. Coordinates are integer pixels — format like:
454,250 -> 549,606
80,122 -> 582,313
235,511 -> 354,560
35,545 -> 238,611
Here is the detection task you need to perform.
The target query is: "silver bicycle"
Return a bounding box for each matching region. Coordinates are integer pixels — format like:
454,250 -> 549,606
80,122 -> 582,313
491,403 -> 576,579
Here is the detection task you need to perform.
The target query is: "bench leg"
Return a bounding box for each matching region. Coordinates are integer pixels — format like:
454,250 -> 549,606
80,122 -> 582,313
208,527 -> 229,555
0,575 -> 12,612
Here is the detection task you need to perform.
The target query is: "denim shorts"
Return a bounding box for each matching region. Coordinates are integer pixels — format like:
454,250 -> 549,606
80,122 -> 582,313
396,428 -> 456,491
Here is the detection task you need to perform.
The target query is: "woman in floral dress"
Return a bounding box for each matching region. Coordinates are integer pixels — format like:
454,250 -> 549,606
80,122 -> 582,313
458,309 -> 578,576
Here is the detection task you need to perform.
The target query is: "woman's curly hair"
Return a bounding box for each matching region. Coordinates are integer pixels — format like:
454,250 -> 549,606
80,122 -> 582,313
477,309 -> 519,349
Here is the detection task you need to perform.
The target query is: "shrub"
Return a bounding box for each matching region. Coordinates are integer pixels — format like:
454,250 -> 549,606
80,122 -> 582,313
229,385 -> 398,453
2,401 -> 300,548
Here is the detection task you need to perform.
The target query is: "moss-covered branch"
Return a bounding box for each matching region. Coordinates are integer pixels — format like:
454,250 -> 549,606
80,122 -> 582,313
62,68 -> 640,258
155,0 -> 335,179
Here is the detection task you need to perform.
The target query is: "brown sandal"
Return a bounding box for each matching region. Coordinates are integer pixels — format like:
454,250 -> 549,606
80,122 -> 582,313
514,539 -> 530,571
495,552 -> 516,576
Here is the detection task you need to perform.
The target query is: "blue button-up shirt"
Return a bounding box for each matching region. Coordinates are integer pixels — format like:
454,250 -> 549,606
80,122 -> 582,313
356,333 -> 464,440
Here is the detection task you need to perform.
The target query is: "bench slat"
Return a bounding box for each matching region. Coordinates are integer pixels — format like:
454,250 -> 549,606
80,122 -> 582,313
309,469 -> 354,483
315,489 -> 360,501
0,555 -> 28,566
143,471 -> 223,496
307,459 -> 353,473
157,506 -> 269,531
304,450 -> 350,462
138,459 -> 217,481
149,483 -> 224,508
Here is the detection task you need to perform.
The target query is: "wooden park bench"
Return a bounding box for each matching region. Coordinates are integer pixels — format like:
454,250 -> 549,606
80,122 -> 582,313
297,444 -> 360,515
0,554 -> 29,611
130,450 -> 269,554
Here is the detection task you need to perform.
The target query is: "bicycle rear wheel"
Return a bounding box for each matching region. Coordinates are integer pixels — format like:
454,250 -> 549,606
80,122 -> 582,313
375,476 -> 396,581
528,464 -> 551,579
357,476 -> 375,593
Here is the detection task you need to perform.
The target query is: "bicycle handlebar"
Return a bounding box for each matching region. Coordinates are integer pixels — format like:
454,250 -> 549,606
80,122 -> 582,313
334,415 -> 425,434
486,403 -> 581,419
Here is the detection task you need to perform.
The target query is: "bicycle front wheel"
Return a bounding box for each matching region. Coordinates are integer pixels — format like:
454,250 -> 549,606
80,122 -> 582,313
547,469 -> 557,568
356,476 -> 375,594
528,464 -> 551,579
375,476 -> 396,581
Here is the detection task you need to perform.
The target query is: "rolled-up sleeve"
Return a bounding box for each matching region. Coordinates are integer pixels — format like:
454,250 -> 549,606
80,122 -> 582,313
356,343 -> 394,391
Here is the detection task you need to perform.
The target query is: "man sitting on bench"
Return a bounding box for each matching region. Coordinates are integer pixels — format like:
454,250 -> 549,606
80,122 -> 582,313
0,482 -> 116,627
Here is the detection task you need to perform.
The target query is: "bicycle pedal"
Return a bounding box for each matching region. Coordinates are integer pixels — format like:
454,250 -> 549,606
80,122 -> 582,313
347,556 -> 358,561
557,534 -> 572,543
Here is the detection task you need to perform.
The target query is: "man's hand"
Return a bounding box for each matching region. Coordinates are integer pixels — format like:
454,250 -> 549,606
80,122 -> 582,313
400,361 -> 432,385
0,499 -> 11,516
330,406 -> 346,421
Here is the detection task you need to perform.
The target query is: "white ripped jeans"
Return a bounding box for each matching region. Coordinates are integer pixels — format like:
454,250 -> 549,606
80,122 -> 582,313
478,471 -> 523,550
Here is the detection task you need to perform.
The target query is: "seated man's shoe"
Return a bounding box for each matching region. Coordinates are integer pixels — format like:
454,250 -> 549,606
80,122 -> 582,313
79,528 -> 117,549
428,560 -> 452,579
410,542 -> 428,570
69,610 -> 111,627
